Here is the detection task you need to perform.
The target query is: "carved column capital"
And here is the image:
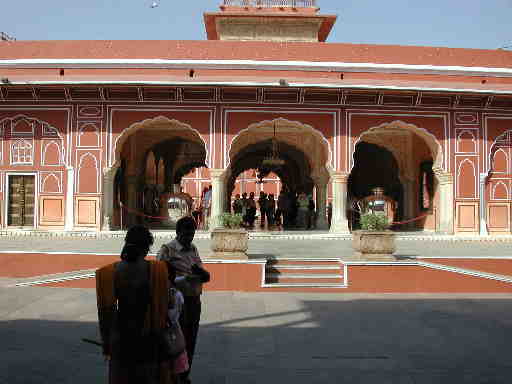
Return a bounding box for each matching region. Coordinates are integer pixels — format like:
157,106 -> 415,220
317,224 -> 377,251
330,173 -> 349,184
434,171 -> 453,185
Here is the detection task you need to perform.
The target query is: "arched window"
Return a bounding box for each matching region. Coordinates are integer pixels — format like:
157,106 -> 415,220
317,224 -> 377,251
11,139 -> 33,165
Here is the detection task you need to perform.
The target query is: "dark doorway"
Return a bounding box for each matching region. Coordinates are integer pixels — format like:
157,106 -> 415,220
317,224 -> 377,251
348,142 -> 403,229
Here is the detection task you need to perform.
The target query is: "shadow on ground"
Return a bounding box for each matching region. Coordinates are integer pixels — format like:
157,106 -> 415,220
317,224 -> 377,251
3,295 -> 512,384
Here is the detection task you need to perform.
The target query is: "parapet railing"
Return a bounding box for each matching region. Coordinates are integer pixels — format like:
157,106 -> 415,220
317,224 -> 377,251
223,0 -> 317,8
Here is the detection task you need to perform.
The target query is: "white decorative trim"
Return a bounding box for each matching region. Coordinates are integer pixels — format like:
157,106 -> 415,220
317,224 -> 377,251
456,158 -> 478,199
491,180 -> 509,200
455,112 -> 479,125
455,130 -> 477,154
77,121 -> 101,148
76,152 -> 99,194
77,105 -> 103,119
7,79 -> 512,95
40,171 -> 63,194
492,148 -> 509,174
10,139 -> 34,165
3,58 -> 512,78
41,140 -> 63,166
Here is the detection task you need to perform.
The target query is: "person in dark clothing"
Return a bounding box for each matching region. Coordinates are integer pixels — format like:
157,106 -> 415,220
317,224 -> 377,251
258,191 -> 268,228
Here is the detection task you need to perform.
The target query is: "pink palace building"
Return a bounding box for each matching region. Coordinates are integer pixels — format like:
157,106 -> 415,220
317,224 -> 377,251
0,0 -> 512,235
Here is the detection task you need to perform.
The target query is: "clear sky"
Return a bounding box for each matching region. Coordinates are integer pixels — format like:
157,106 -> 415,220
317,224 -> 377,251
2,0 -> 511,50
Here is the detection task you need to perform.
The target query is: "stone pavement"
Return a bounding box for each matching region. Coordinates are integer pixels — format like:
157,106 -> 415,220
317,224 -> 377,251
0,234 -> 512,258
2,287 -> 512,384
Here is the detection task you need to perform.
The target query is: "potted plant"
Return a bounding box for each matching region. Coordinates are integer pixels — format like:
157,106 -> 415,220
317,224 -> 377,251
352,211 -> 396,260
210,213 -> 249,259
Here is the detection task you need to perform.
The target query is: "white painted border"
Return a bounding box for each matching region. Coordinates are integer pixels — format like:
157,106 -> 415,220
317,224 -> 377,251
41,139 -> 64,166
77,121 -> 102,148
455,129 -> 478,154
456,157 -> 478,199
4,172 -> 39,228
3,59 -> 512,78
0,107 -> 72,167
40,171 -> 63,194
76,151 -> 101,195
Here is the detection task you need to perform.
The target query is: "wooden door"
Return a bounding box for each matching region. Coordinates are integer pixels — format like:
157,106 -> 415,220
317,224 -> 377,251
8,175 -> 35,227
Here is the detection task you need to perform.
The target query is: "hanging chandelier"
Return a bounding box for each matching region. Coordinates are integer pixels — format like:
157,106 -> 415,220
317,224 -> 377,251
261,123 -> 285,169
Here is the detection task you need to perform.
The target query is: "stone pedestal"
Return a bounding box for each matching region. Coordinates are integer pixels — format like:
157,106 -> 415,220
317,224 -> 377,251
352,230 -> 396,260
435,171 -> 454,234
210,228 -> 249,259
330,173 -> 350,233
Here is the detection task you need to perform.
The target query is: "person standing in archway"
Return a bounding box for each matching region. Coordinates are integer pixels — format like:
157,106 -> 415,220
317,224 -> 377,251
258,191 -> 268,229
267,193 -> 276,227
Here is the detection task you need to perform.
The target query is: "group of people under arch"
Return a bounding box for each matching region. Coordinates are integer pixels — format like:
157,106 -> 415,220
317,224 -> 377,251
231,188 -> 327,230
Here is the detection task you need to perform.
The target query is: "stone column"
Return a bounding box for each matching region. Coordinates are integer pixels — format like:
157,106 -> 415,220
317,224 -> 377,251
314,176 -> 329,230
402,178 -> 415,230
126,175 -> 138,227
479,173 -> 488,236
329,173 -> 350,233
209,169 -> 226,230
64,166 -> 75,231
435,171 -> 454,234
101,165 -> 118,231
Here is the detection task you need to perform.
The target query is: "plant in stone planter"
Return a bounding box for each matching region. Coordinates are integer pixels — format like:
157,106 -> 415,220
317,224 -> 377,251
353,211 -> 396,260
359,212 -> 390,231
219,212 -> 244,229
211,212 -> 248,259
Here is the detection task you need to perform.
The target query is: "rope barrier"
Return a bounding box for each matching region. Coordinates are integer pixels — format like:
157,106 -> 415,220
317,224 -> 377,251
118,201 -> 172,220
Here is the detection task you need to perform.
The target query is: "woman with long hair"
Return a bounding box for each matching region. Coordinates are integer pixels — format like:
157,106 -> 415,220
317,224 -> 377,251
96,225 -> 173,384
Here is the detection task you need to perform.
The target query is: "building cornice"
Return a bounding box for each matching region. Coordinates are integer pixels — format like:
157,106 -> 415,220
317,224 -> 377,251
3,80 -> 511,95
1,59 -> 512,78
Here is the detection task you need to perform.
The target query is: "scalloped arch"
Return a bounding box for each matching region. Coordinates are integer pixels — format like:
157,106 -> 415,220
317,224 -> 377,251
353,120 -> 444,173
488,130 -> 512,175
113,116 -> 209,167
227,117 -> 333,174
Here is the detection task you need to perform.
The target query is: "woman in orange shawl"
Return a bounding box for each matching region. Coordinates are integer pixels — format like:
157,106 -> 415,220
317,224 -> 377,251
96,225 -> 173,384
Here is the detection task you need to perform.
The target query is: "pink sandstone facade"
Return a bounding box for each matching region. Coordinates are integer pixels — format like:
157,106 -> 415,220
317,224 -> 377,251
0,0 -> 511,235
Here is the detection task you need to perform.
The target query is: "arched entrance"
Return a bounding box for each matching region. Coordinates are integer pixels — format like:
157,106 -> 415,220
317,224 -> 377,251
349,121 -> 444,232
225,118 -> 332,229
105,117 -> 208,229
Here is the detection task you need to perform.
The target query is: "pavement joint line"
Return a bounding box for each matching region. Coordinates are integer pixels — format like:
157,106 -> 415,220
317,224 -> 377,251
14,272 -> 96,287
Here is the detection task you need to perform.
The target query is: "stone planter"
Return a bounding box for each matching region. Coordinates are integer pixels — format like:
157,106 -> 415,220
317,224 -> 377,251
210,228 -> 249,259
352,230 -> 396,260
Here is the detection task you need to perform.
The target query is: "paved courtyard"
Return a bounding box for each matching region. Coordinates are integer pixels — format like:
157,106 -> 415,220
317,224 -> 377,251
2,287 -> 512,384
1,234 -> 512,258
2,235 -> 512,383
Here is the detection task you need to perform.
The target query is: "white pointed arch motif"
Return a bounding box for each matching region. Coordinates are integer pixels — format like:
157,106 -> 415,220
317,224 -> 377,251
457,158 -> 477,199
491,180 -> 509,200
42,140 -> 63,166
77,152 -> 99,194
42,173 -> 62,193
488,130 -> 512,176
